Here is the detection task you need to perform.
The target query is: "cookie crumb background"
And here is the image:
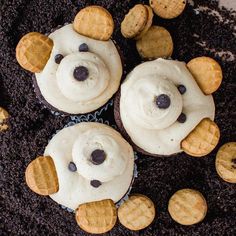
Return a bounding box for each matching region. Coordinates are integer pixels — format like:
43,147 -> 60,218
0,0 -> 236,235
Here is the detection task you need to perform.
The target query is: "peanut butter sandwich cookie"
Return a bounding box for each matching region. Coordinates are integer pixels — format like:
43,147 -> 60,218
136,26 -> 173,60
118,194 -> 155,231
0,107 -> 9,131
168,189 -> 207,225
215,142 -> 236,183
150,0 -> 187,19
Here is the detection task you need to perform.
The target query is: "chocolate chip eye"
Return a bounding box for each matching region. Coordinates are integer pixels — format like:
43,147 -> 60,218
79,43 -> 89,52
177,113 -> 187,123
55,54 -> 64,64
178,85 -> 186,94
91,149 -> 106,165
90,180 -> 102,188
156,94 -> 171,109
73,66 -> 89,81
68,161 -> 77,172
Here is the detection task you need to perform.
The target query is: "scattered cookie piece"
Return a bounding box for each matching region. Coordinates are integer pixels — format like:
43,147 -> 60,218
73,6 -> 114,41
0,107 -> 9,131
168,189 -> 207,225
25,156 -> 59,195
121,4 -> 148,38
135,5 -> 154,40
118,194 -> 155,231
187,57 -> 223,95
75,199 -> 117,234
150,0 -> 187,19
181,118 -> 220,157
136,26 -> 173,60
215,142 -> 236,183
16,32 -> 53,73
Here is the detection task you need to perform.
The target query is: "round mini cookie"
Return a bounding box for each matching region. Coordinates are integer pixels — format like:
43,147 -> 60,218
118,194 -> 155,231
215,142 -> 236,183
181,118 -> 220,157
16,32 -> 53,73
25,156 -> 59,195
121,4 -> 148,38
73,6 -> 114,41
135,5 -> 154,40
168,189 -> 207,225
150,0 -> 187,19
136,26 -> 173,60
0,107 -> 9,131
187,57 -> 223,95
75,199 -> 117,234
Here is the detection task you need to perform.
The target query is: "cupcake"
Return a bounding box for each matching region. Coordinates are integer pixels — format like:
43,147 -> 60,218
25,122 -> 134,210
16,6 -> 122,115
114,58 -> 221,157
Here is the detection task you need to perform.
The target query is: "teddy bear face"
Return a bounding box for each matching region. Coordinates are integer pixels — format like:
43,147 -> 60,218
119,58 -> 216,155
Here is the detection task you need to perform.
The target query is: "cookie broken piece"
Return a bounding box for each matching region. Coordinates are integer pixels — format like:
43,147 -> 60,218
16,32 -> 53,73
118,194 -> 155,230
150,0 -> 187,19
215,142 -> 236,183
75,199 -> 117,234
73,6 -> 114,41
121,4 -> 148,39
181,118 -> 220,157
25,156 -> 59,195
136,26 -> 173,59
0,107 -> 9,131
187,56 -> 223,95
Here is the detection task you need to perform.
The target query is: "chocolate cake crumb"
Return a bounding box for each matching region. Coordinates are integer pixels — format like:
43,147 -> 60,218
1,0 -> 236,235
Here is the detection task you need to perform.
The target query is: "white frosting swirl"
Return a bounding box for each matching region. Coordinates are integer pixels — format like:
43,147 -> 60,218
45,122 -> 134,210
57,52 -> 109,102
120,58 -> 215,155
35,24 -> 122,114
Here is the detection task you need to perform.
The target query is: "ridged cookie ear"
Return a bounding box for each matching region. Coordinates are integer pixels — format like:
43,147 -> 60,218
16,32 -> 53,73
73,6 -> 114,41
25,156 -> 59,195
181,118 -> 220,157
187,56 -> 223,95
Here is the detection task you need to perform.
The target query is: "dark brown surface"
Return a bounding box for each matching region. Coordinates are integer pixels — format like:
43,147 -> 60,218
0,0 -> 236,235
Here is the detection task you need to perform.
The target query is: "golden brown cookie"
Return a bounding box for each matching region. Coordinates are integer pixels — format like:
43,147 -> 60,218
118,194 -> 155,231
16,32 -> 53,73
150,0 -> 187,19
25,156 -> 59,195
181,118 -> 220,157
135,5 -> 154,40
168,189 -> 207,225
187,57 -> 223,95
121,4 -> 148,38
215,142 -> 236,183
0,107 -> 9,131
136,26 -> 173,60
75,199 -> 117,234
73,6 -> 114,41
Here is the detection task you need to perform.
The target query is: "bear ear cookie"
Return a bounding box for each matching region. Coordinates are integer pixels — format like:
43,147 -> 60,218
25,156 -> 59,195
187,56 -> 223,95
16,32 -> 53,73
181,118 -> 220,157
73,6 -> 114,41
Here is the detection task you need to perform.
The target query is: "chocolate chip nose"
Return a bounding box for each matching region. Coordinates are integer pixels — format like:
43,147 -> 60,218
156,94 -> 171,109
73,66 -> 89,81
91,149 -> 106,165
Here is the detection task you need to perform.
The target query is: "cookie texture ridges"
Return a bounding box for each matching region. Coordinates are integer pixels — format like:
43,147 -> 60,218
215,142 -> 236,183
16,32 -> 53,73
75,199 -> 117,234
181,118 -> 220,157
118,194 -> 155,230
168,189 -> 207,225
73,6 -> 114,41
25,156 -> 59,195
